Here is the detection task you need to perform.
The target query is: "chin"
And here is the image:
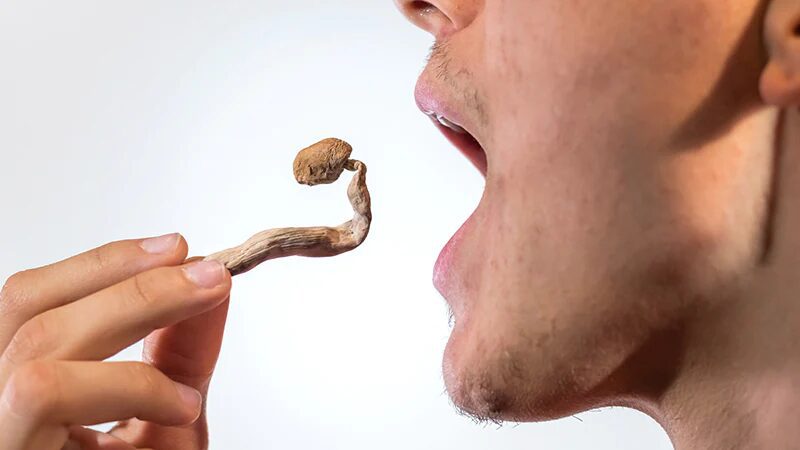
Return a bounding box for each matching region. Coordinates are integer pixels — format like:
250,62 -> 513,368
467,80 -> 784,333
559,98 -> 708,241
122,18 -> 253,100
441,311 -> 598,423
442,334 -> 517,422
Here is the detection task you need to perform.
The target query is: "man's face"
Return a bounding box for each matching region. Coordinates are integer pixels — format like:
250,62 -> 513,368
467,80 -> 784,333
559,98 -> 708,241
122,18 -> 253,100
398,0 -> 777,421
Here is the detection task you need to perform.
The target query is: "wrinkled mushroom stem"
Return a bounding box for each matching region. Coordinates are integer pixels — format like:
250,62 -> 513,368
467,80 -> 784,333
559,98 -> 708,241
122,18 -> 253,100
205,139 -> 371,276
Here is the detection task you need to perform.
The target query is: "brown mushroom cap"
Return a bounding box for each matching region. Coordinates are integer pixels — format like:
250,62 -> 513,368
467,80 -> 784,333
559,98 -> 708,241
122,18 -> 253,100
293,138 -> 353,186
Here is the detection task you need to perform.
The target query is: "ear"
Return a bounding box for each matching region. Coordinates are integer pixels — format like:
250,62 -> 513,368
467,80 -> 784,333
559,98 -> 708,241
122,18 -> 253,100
760,0 -> 800,107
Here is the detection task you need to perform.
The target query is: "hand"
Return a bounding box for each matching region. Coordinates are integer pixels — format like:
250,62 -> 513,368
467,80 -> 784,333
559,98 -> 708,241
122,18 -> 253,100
0,234 -> 232,450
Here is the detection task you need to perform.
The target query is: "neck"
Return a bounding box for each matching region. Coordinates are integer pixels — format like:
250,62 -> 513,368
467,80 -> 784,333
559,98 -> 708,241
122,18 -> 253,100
653,108 -> 800,449
660,306 -> 800,448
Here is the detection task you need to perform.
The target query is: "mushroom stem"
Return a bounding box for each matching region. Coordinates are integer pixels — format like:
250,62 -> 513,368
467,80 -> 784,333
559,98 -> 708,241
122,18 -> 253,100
205,140 -> 371,276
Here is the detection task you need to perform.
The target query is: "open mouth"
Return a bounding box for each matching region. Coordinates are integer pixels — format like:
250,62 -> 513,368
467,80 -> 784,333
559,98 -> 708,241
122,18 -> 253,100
423,111 -> 488,176
414,78 -> 487,318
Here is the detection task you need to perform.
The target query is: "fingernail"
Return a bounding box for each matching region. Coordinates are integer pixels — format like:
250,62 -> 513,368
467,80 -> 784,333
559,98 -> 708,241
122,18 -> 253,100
183,260 -> 226,289
174,382 -> 202,419
140,233 -> 180,255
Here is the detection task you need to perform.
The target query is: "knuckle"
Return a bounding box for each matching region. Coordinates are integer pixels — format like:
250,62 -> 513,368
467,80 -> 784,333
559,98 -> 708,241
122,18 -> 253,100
3,361 -> 60,419
88,243 -> 116,273
129,363 -> 166,396
127,272 -> 163,308
0,271 -> 33,315
127,266 -> 192,309
4,316 -> 57,365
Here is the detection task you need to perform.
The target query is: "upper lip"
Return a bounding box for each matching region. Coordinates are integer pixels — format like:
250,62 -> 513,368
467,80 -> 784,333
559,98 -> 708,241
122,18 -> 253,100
414,77 -> 487,176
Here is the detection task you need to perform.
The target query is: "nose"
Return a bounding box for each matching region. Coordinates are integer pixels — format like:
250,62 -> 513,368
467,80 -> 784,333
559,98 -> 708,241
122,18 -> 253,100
394,0 -> 480,38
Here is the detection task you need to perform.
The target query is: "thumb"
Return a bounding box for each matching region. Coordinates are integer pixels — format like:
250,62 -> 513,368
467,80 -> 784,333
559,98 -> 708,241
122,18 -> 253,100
141,297 -> 230,395
111,256 -> 232,449
139,255 -> 231,392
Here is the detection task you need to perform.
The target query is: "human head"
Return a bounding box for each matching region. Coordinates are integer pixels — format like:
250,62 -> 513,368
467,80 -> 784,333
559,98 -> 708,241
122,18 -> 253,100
395,0 -> 800,422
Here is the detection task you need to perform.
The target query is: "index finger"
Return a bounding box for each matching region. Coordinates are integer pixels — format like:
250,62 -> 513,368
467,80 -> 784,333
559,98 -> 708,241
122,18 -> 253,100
0,234 -> 188,351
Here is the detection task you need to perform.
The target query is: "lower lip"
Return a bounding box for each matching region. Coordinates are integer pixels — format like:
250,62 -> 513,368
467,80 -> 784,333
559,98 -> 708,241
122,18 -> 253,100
433,212 -> 475,304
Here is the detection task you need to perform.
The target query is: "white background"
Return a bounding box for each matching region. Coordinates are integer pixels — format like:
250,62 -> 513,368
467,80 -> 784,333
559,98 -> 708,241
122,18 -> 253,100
0,1 -> 673,449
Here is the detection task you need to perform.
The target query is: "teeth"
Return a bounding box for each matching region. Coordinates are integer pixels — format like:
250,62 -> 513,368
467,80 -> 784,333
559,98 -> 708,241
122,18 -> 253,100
423,110 -> 469,134
435,114 -> 467,134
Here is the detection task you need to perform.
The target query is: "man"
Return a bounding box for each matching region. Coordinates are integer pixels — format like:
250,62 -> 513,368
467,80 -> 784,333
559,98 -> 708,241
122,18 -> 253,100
0,0 -> 798,449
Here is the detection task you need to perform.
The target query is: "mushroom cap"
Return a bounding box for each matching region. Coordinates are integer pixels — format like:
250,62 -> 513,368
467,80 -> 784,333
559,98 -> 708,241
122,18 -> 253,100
293,138 -> 353,186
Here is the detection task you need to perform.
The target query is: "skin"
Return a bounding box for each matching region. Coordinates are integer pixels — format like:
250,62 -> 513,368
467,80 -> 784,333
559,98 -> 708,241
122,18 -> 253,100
1,1 -> 798,449
0,234 -> 232,450
396,0 -> 800,448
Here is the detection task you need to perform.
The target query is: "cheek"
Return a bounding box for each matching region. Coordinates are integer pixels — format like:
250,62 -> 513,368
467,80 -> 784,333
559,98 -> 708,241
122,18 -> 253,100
481,0 -> 762,158
474,0 -> 769,285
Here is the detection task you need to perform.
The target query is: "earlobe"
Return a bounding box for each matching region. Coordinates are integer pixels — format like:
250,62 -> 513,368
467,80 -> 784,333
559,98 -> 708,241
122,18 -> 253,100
760,61 -> 800,107
760,0 -> 800,107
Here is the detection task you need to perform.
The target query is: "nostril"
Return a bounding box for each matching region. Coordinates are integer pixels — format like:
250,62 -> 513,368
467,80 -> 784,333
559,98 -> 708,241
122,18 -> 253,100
794,22 -> 800,36
409,1 -> 438,15
398,0 -> 467,37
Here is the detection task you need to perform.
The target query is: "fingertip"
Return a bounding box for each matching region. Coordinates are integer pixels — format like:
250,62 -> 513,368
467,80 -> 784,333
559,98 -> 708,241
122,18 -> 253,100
221,264 -> 233,287
217,266 -> 233,298
139,233 -> 189,262
174,382 -> 203,424
175,234 -> 190,261
183,260 -> 228,290
139,233 -> 180,255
